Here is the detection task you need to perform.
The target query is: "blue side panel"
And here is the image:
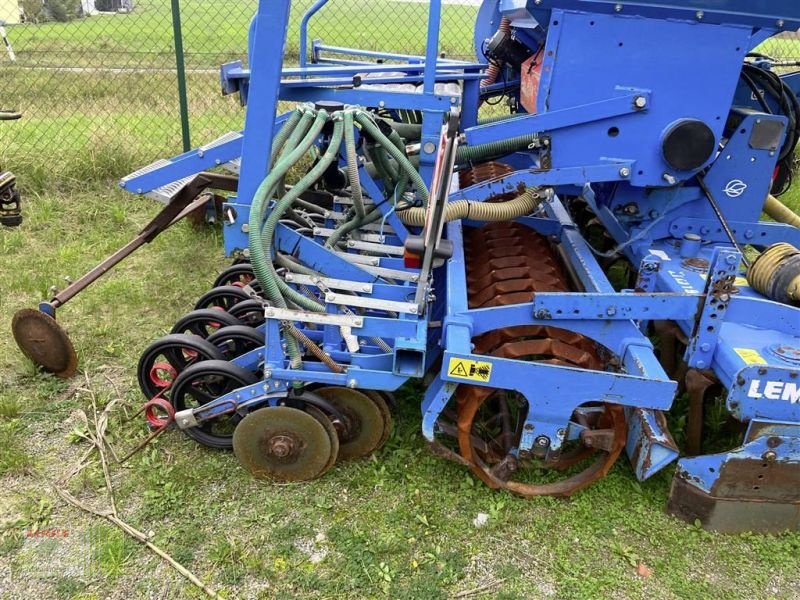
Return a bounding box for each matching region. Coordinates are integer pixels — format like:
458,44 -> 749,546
539,10 -> 752,187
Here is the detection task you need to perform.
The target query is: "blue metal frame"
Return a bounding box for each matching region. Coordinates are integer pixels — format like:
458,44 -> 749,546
115,0 -> 800,519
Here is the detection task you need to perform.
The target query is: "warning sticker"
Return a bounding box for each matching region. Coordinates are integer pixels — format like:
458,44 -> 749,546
447,358 -> 493,383
734,348 -> 767,365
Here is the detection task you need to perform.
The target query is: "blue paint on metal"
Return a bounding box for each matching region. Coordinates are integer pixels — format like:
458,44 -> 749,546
120,0 -> 800,511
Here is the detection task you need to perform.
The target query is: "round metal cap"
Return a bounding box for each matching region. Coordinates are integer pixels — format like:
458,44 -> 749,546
12,309 -> 78,378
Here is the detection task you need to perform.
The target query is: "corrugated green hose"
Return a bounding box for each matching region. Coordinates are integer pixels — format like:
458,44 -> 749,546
355,110 -> 429,206
274,109 -> 316,198
270,108 -> 303,167
259,118 -> 345,314
397,188 -> 543,226
456,133 -> 540,163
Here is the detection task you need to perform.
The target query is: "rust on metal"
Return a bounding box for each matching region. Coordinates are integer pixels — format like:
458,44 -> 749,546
232,406 -> 338,482
684,368 -> 719,456
11,309 -> 78,378
449,219 -> 626,497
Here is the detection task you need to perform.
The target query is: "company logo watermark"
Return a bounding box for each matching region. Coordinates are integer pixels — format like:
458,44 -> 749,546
8,524 -> 106,583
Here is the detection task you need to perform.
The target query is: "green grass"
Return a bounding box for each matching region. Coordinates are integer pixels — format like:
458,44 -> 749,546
1,186 -> 800,599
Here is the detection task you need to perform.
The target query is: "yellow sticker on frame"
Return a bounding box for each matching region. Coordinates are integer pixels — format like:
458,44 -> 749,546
734,348 -> 767,365
447,358 -> 493,383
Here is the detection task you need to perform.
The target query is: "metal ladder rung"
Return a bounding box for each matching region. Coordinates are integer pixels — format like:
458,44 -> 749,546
146,175 -> 196,205
120,158 -> 171,186
199,131 -> 242,152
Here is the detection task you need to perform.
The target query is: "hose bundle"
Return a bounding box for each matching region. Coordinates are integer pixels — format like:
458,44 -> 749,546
248,105 -> 548,369
740,63 -> 800,196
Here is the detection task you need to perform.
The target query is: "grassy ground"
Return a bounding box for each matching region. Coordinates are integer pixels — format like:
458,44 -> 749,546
3,3 -> 800,599
2,187 -> 800,599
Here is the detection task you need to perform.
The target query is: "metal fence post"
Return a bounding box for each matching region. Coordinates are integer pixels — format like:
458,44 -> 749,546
171,0 -> 191,152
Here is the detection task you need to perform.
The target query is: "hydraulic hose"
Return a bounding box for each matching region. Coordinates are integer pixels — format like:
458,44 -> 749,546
377,117 -> 422,142
248,109 -> 328,338
274,109 -> 316,198
258,117 -> 345,315
343,111 -> 365,218
397,188 -> 543,226
355,110 -> 429,205
270,109 -> 304,167
764,194 -> 800,228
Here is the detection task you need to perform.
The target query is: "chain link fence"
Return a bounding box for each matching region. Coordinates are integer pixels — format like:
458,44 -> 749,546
0,1 -> 798,187
0,0 -> 478,186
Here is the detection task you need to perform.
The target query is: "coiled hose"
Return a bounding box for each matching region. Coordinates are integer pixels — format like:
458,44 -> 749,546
747,243 -> 800,305
457,133 -> 540,164
397,188 -> 543,226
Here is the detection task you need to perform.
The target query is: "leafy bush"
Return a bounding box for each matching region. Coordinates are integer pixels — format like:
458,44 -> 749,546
21,0 -> 82,23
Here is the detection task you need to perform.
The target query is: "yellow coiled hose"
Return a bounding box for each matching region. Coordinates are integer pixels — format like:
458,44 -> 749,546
747,242 -> 800,305
397,188 -> 544,226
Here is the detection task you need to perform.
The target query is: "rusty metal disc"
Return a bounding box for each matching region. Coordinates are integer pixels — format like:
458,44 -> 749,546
315,387 -> 389,461
233,406 -> 336,482
363,390 -> 394,449
305,405 -> 340,474
12,309 -> 78,378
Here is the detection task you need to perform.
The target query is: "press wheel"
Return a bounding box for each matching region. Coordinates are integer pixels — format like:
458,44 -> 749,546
171,308 -> 243,339
213,263 -> 262,295
233,406 -> 338,482
169,359 -> 258,449
206,325 -> 264,359
137,333 -> 225,399
194,285 -> 251,311
315,387 -> 391,460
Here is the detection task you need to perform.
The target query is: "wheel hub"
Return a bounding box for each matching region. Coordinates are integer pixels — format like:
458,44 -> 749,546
265,432 -> 301,461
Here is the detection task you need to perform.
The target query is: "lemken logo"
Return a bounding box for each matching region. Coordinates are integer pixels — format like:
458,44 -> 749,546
723,179 -> 748,198
747,380 -> 800,403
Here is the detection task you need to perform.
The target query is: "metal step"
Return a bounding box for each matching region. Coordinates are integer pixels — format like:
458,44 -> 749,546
147,175 -> 196,204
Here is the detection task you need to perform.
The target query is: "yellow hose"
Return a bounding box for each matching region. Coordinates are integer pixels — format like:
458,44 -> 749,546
397,188 -> 543,226
747,243 -> 800,304
764,194 -> 800,228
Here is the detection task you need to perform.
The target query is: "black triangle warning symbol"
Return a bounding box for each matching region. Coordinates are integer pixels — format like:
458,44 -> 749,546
450,361 -> 469,377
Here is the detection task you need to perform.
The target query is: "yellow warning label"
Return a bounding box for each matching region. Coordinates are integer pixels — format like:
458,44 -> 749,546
734,348 -> 767,365
447,357 -> 493,383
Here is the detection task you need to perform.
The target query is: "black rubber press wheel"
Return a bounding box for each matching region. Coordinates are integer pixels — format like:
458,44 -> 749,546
169,359 -> 258,449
